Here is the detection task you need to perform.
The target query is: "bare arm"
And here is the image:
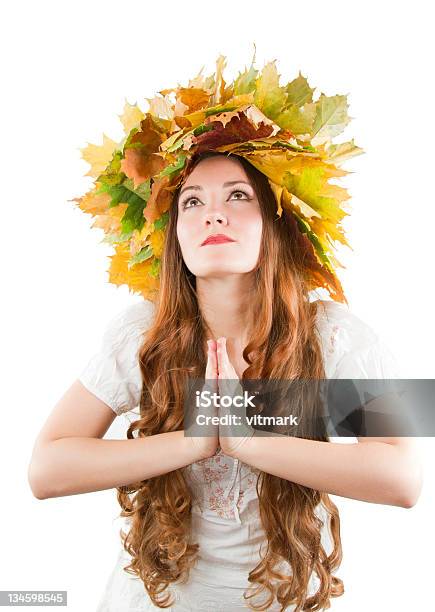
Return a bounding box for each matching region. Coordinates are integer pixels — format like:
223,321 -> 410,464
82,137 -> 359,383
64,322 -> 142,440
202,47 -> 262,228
233,431 -> 423,508
28,380 -> 200,499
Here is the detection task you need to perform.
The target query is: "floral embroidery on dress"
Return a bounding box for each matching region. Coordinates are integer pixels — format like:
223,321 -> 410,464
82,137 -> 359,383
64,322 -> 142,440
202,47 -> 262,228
328,324 -> 340,354
185,446 -> 260,523
209,486 -> 237,518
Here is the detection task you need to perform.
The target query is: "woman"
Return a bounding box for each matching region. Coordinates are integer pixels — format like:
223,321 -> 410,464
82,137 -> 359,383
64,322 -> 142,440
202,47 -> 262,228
28,150 -> 422,611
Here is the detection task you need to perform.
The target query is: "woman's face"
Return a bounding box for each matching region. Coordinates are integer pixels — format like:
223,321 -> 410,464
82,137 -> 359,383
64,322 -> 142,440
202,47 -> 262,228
176,156 -> 263,279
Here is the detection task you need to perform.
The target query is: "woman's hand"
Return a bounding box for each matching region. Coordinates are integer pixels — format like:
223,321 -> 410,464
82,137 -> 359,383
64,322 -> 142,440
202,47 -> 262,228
187,340 -> 219,460
215,337 -> 255,457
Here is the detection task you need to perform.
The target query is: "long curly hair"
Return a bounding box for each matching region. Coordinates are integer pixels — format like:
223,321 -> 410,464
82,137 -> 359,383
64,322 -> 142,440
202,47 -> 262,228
116,151 -> 344,611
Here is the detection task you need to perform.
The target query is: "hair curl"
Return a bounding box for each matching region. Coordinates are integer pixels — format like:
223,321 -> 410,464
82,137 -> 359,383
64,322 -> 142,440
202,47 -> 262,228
116,151 -> 344,611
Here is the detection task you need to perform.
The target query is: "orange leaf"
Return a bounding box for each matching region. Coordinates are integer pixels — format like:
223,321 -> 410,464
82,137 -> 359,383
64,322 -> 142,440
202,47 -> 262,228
120,150 -> 166,189
143,175 -> 173,223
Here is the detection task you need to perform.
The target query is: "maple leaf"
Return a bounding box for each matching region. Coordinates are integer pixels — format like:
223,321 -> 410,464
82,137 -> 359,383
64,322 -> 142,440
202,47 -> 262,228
80,133 -> 119,178
70,188 -> 111,217
128,245 -> 153,268
97,178 -> 151,236
205,104 -> 281,134
121,149 -> 166,189
189,111 -> 278,154
129,220 -> 155,256
323,138 -> 365,164
284,71 -> 316,107
274,102 -> 317,137
267,180 -> 284,217
159,128 -> 187,153
145,93 -> 175,121
209,54 -> 227,106
178,87 -> 211,113
96,150 -> 124,188
92,203 -> 129,235
310,94 -> 351,147
285,209 -> 347,304
288,192 -> 322,220
283,163 -> 350,223
118,99 -> 145,136
108,242 -> 160,299
233,52 -> 259,96
143,175 -> 173,224
119,114 -> 170,188
181,93 -> 255,129
149,229 -> 165,258
234,149 -> 318,187
253,60 -> 288,121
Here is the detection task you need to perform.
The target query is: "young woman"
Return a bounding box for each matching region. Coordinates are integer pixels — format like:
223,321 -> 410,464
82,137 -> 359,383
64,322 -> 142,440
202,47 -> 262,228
28,151 -> 422,611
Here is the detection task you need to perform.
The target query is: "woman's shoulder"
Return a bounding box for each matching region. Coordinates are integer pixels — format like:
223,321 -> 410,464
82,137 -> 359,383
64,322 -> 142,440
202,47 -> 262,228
102,299 -> 156,346
313,299 -> 400,378
314,299 -> 379,349
77,299 -> 156,415
313,299 -> 380,377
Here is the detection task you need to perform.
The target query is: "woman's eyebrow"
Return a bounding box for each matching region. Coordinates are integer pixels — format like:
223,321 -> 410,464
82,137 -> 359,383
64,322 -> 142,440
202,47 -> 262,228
179,180 -> 252,197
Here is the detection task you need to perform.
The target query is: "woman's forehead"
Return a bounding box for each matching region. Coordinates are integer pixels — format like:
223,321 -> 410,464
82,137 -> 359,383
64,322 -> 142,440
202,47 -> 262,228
182,155 -> 249,187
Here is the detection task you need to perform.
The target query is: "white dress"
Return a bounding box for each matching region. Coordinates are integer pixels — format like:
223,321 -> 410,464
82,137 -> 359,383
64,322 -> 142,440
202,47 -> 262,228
78,298 -> 401,611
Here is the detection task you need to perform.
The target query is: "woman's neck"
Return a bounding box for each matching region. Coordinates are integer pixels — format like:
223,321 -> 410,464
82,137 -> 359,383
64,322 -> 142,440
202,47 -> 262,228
196,274 -> 255,346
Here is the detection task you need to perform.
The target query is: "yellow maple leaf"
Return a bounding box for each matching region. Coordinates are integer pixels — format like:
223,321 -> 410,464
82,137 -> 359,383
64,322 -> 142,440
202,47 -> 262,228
267,180 -> 283,217
118,99 -> 145,136
69,187 -> 111,217
253,60 -> 287,120
91,203 -> 128,234
149,229 -> 166,259
130,221 -> 154,256
80,133 -> 119,178
108,242 -> 159,299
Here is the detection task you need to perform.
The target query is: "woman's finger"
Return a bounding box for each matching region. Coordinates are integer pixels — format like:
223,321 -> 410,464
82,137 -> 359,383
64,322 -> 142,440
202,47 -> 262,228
205,339 -> 218,393
216,337 -> 230,376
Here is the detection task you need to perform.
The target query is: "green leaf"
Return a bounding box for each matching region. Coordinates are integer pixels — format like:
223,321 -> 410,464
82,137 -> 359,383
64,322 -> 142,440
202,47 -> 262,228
157,152 -> 187,179
204,104 -> 238,118
128,245 -> 153,269
253,61 -> 287,120
283,168 -> 343,223
154,211 -> 169,231
284,72 -> 315,108
311,94 -> 351,145
122,177 -> 151,201
149,257 -> 161,278
233,63 -> 259,96
98,179 -> 152,233
123,127 -> 146,152
193,124 -> 215,136
165,134 -> 189,153
101,231 -> 133,245
292,212 -> 333,272
120,201 -> 146,233
275,102 -> 317,136
96,149 -> 125,187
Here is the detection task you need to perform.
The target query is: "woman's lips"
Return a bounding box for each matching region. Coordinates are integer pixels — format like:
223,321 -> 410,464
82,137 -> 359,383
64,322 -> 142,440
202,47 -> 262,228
201,234 -> 236,246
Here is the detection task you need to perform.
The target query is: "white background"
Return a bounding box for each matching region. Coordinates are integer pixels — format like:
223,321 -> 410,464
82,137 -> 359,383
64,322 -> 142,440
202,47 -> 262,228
1,0 -> 433,610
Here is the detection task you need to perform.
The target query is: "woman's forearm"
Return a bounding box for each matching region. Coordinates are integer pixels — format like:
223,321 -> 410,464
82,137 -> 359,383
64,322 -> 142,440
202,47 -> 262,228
235,434 -> 422,508
28,431 -> 198,499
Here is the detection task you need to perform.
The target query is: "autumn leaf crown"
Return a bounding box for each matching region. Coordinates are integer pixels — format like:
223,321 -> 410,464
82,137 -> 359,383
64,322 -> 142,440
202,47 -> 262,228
72,50 -> 364,304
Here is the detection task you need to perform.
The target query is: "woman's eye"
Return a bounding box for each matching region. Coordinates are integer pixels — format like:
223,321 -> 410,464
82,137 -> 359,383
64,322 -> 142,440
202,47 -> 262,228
183,197 -> 200,209
230,190 -> 249,200
181,190 -> 249,209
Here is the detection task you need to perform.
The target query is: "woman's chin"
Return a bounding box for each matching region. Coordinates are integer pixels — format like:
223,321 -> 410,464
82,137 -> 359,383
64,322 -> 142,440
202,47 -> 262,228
194,266 -> 256,279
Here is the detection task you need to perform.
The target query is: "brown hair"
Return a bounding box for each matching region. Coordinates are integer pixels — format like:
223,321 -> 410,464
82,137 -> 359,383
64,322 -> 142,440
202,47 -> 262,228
116,151 -> 344,610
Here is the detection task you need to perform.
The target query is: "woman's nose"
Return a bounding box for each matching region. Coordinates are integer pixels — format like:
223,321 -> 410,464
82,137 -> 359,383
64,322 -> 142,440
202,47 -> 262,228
205,212 -> 228,226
